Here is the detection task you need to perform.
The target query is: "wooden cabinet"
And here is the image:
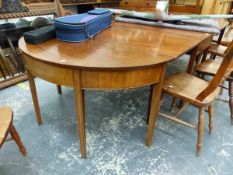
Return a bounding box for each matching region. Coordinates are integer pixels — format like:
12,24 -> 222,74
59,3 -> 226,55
119,0 -> 156,11
169,0 -> 203,14
119,0 -> 232,14
201,0 -> 233,14
119,0 -> 203,13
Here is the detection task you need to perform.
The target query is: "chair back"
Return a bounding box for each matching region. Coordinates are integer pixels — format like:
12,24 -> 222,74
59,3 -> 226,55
54,0 -> 66,17
196,40 -> 233,101
54,0 -> 72,17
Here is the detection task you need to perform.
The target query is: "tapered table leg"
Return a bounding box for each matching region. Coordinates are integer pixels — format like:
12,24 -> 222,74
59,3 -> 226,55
27,70 -> 42,125
56,85 -> 62,94
146,85 -> 153,124
73,70 -> 86,158
229,77 -> 233,125
146,65 -> 165,146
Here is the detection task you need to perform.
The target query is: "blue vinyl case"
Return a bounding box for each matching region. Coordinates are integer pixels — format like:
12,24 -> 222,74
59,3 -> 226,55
54,9 -> 112,42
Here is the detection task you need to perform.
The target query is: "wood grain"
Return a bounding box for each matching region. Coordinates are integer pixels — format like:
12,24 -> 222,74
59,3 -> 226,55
81,65 -> 162,89
73,70 -> 86,158
23,55 -> 74,86
146,64 -> 166,146
19,22 -> 211,70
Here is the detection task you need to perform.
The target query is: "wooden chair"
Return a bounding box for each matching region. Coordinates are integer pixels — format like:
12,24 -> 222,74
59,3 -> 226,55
195,41 -> 233,124
208,43 -> 227,58
0,106 -> 27,156
159,43 -> 233,155
54,0 -> 73,17
202,40 -> 228,60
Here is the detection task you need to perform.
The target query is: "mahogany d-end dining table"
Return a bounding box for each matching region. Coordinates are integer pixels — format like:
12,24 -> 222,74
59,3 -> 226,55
19,22 -> 212,158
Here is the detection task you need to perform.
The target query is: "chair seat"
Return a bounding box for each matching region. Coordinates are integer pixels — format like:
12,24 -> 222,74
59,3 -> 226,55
0,107 -> 13,147
195,59 -> 221,76
163,72 -> 219,107
208,43 -> 227,57
221,40 -> 231,47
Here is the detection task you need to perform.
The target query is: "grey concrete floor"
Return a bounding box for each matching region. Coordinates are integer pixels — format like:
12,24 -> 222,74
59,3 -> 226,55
0,55 -> 233,175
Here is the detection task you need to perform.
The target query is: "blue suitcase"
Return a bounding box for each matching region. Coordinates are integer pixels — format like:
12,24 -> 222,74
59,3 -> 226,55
54,9 -> 112,42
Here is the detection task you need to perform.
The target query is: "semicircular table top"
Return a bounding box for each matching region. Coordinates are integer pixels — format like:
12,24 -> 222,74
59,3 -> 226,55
19,22 -> 211,70
18,21 -> 213,158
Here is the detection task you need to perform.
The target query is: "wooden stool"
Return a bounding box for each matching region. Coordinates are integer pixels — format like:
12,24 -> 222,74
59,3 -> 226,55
0,106 -> 27,156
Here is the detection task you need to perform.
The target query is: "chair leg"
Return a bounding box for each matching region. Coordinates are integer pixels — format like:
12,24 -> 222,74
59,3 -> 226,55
9,125 -> 27,157
197,107 -> 204,156
229,79 -> 233,125
208,103 -> 214,134
56,85 -> 62,94
210,54 -> 215,60
201,49 -> 208,62
170,97 -> 176,112
219,81 -> 225,95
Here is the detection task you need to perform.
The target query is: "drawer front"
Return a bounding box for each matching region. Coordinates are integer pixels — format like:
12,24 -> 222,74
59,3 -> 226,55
120,0 -> 156,9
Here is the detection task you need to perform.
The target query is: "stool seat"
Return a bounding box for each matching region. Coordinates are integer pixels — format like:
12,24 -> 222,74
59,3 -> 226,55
0,107 -> 13,147
0,106 -> 27,156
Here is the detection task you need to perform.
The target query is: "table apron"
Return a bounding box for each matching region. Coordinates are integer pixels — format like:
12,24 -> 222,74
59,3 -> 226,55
23,55 -> 74,86
80,65 -> 163,89
23,54 -> 164,89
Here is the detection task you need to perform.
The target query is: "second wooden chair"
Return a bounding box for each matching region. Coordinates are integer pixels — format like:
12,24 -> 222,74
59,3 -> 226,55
159,42 -> 233,155
195,41 -> 233,124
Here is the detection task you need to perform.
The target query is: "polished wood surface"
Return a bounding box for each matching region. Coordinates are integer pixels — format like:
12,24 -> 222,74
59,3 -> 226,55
19,22 -> 212,70
163,72 -> 219,107
201,0 -> 232,14
0,107 -> 27,156
19,22 -> 212,158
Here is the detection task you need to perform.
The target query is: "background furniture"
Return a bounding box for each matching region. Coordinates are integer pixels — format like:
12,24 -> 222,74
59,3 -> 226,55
201,0 -> 233,14
0,0 -> 121,89
170,0 -> 203,14
0,1 -> 57,90
21,0 -> 120,13
0,0 -> 70,90
119,0 -> 233,14
0,106 -> 27,156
